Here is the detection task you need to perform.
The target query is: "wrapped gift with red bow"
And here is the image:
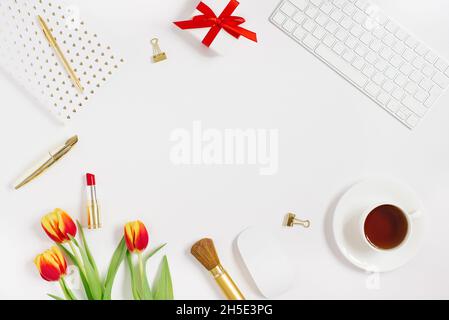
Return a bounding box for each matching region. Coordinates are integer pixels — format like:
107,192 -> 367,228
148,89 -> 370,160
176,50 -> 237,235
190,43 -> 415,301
174,0 -> 258,47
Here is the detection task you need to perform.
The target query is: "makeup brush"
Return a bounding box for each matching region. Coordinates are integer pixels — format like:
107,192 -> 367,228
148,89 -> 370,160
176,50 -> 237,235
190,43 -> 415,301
191,238 -> 245,300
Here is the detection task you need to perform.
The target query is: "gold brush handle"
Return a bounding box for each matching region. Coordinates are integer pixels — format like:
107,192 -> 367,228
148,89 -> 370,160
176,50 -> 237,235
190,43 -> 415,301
211,265 -> 245,300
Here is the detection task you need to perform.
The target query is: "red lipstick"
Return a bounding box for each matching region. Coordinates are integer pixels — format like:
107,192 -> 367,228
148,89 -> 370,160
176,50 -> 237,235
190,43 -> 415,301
86,173 -> 101,229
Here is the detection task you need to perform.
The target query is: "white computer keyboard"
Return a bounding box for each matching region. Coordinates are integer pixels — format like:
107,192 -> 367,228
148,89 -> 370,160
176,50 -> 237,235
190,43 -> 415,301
270,0 -> 449,128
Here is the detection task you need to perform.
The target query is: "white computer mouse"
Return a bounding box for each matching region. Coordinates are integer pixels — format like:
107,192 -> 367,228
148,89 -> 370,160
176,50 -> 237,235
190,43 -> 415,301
237,227 -> 296,298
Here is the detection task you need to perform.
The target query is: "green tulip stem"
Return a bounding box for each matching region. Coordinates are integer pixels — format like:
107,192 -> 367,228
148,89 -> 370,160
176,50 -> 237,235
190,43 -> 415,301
138,252 -> 144,282
68,240 -> 86,274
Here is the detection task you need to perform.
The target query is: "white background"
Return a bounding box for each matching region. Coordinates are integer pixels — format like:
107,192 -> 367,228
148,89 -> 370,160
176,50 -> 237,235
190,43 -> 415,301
1,0 -> 449,300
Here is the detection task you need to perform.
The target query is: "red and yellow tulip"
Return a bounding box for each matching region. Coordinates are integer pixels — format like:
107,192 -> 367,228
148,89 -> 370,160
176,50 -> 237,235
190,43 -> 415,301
124,220 -> 149,253
41,208 -> 77,243
34,246 -> 67,282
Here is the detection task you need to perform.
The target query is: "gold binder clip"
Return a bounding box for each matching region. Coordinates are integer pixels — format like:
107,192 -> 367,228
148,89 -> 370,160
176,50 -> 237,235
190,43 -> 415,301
151,38 -> 167,63
284,213 -> 310,228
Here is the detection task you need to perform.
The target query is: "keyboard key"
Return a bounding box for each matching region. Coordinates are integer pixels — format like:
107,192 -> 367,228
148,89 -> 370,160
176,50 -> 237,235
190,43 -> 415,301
355,44 -> 368,57
385,66 -> 398,79
406,115 -> 419,128
375,59 -> 388,72
311,0 -> 323,6
415,43 -> 429,56
395,28 -> 408,41
293,26 -> 307,40
365,51 -> 378,64
316,13 -> 329,26
293,11 -> 306,23
422,64 -> 435,78
360,32 -> 373,45
420,78 -> 434,92
366,82 -> 381,97
352,56 -> 365,70
383,80 -> 395,93
343,4 -> 356,16
323,34 -> 336,47
291,0 -> 308,11
390,55 -> 403,68
303,34 -> 320,49
333,42 -> 346,54
315,44 -> 368,87
280,2 -> 298,16
435,58 -> 449,72
402,96 -> 426,116
383,33 -> 396,47
412,56 -> 425,69
409,70 -> 424,83
402,49 -> 416,62
405,81 -> 418,95
425,51 -> 438,64
350,25 -> 364,37
373,27 -> 386,39
340,17 -> 353,30
343,50 -> 355,62
320,1 -> 333,14
335,29 -> 348,41
353,11 -> 366,24
313,26 -> 327,39
380,47 -> 393,60
362,65 -> 376,78
369,39 -> 383,52
385,21 -> 398,33
325,21 -> 339,33
372,72 -> 385,85
283,19 -> 298,32
425,86 -> 442,107
331,10 -> 344,22
432,72 -> 449,89
272,12 -> 287,25
392,41 -> 405,55
333,0 -> 346,9
415,90 -> 429,103
377,91 -> 390,105
303,19 -> 317,32
399,63 -> 413,76
396,107 -> 412,120
306,6 -> 319,19
355,0 -> 369,10
345,36 -> 358,49
392,87 -> 405,100
394,74 -> 407,86
387,100 -> 401,113
405,36 -> 418,49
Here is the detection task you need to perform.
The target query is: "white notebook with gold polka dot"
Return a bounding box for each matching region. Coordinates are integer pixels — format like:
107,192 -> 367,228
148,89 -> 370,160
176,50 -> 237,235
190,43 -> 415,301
0,0 -> 123,122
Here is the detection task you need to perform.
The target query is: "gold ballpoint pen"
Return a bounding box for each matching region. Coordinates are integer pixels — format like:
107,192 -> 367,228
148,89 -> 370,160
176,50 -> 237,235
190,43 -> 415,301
37,15 -> 84,93
15,136 -> 79,190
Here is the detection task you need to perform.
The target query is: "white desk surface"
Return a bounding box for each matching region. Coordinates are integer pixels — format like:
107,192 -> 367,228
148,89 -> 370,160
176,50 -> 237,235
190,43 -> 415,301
1,0 -> 448,300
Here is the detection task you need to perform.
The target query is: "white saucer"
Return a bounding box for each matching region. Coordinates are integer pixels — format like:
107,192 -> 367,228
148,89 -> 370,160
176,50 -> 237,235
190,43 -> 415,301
333,177 -> 426,272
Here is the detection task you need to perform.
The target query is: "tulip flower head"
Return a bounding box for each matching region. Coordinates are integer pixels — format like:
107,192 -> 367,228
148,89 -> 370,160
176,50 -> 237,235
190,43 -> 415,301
34,246 -> 68,282
41,208 -> 77,243
124,220 -> 149,253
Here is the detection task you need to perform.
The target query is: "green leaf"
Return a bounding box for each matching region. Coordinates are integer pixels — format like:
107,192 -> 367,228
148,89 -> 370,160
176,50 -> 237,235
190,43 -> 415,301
57,243 -> 93,300
152,256 -> 174,300
59,277 -> 77,300
103,237 -> 127,300
76,221 -> 101,281
75,236 -> 103,300
144,243 -> 167,263
139,254 -> 153,300
48,294 -> 65,300
126,251 -> 141,300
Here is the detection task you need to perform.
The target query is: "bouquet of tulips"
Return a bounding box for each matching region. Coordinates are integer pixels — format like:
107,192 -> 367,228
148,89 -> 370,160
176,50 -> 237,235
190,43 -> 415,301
34,209 -> 173,300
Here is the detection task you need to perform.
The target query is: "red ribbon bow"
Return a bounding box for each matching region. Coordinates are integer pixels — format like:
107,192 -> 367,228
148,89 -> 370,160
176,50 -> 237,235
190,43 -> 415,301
174,0 -> 258,47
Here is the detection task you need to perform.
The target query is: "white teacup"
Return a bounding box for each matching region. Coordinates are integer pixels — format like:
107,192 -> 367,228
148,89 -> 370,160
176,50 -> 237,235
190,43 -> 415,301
360,203 -> 421,252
